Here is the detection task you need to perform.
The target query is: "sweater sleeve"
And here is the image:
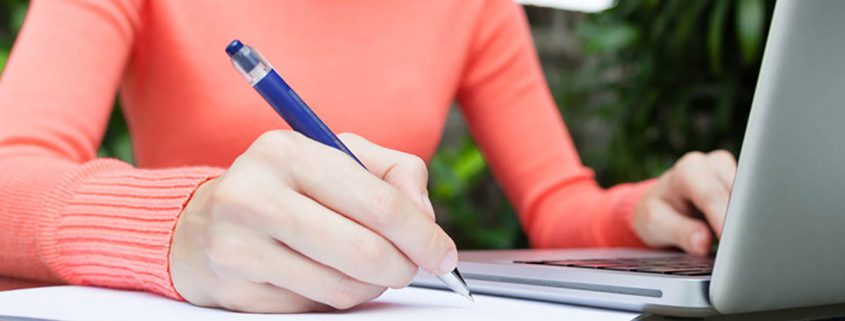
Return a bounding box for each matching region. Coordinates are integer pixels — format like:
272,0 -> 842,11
0,0 -> 222,298
456,0 -> 655,248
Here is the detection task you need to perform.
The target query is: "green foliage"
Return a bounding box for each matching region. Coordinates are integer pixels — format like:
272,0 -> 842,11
555,0 -> 773,185
0,0 -> 27,71
96,104 -> 134,163
735,0 -> 766,64
429,136 -> 526,249
0,50 -> 7,71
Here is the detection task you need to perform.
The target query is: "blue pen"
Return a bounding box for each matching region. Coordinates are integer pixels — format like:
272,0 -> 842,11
226,40 -> 473,301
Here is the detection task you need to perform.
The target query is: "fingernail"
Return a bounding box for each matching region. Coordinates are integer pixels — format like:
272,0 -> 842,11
438,250 -> 458,275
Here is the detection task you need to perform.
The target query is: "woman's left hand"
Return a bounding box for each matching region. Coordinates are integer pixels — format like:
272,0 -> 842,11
632,150 -> 738,256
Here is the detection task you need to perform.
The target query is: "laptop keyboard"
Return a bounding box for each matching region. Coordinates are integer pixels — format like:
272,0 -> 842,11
514,256 -> 715,276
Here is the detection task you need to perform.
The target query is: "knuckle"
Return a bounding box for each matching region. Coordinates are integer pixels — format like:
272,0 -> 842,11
329,276 -> 369,309
688,150 -> 706,159
709,149 -> 731,158
254,130 -> 284,147
272,210 -> 298,238
208,179 -> 244,206
354,236 -> 390,271
680,151 -> 706,167
367,186 -> 404,230
205,234 -> 249,274
709,150 -> 736,163
206,182 -> 265,223
668,169 -> 687,187
405,154 -> 428,177
252,130 -> 302,158
673,157 -> 704,184
337,132 -> 363,142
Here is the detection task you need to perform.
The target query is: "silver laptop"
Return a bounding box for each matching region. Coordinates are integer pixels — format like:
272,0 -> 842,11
413,0 -> 845,317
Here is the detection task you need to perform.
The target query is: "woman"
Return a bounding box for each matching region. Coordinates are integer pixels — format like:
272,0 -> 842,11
0,0 -> 735,313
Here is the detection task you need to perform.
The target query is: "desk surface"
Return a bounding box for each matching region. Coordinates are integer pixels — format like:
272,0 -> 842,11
0,285 -> 638,321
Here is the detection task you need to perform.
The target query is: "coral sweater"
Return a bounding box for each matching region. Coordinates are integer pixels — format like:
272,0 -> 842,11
0,0 -> 652,298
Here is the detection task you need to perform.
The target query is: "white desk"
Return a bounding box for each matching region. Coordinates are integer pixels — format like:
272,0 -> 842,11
0,285 -> 638,321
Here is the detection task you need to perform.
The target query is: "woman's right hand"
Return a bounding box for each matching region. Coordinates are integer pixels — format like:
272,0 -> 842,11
169,131 -> 457,313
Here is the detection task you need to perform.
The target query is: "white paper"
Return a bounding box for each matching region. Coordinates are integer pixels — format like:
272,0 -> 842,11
0,285 -> 637,321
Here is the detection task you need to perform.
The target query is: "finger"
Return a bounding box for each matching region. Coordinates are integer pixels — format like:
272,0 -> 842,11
672,153 -> 731,237
642,199 -> 713,256
706,150 -> 737,190
338,133 -> 435,219
212,279 -> 332,313
290,139 -> 458,276
253,188 -> 418,289
233,234 -> 387,310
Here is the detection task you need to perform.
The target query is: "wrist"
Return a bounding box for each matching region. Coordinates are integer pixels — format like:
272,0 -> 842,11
621,179 -> 659,248
168,174 -> 221,301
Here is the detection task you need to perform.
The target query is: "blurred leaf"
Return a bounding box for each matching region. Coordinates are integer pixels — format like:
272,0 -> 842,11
98,103 -> 135,164
0,49 -> 7,73
453,147 -> 485,182
10,2 -> 27,32
110,131 -> 134,162
708,0 -> 729,73
670,1 -> 708,56
736,0 -> 765,64
582,23 -> 638,54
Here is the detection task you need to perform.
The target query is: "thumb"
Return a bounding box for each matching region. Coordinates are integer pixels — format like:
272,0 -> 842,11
337,133 -> 435,220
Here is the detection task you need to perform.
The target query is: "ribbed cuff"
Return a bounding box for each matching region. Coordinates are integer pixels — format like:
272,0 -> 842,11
39,159 -> 222,299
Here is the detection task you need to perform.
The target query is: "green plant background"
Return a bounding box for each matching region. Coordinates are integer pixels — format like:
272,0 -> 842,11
0,0 -> 772,250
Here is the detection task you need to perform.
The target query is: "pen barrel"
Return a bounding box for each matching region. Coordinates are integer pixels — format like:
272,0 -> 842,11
253,70 -> 366,168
